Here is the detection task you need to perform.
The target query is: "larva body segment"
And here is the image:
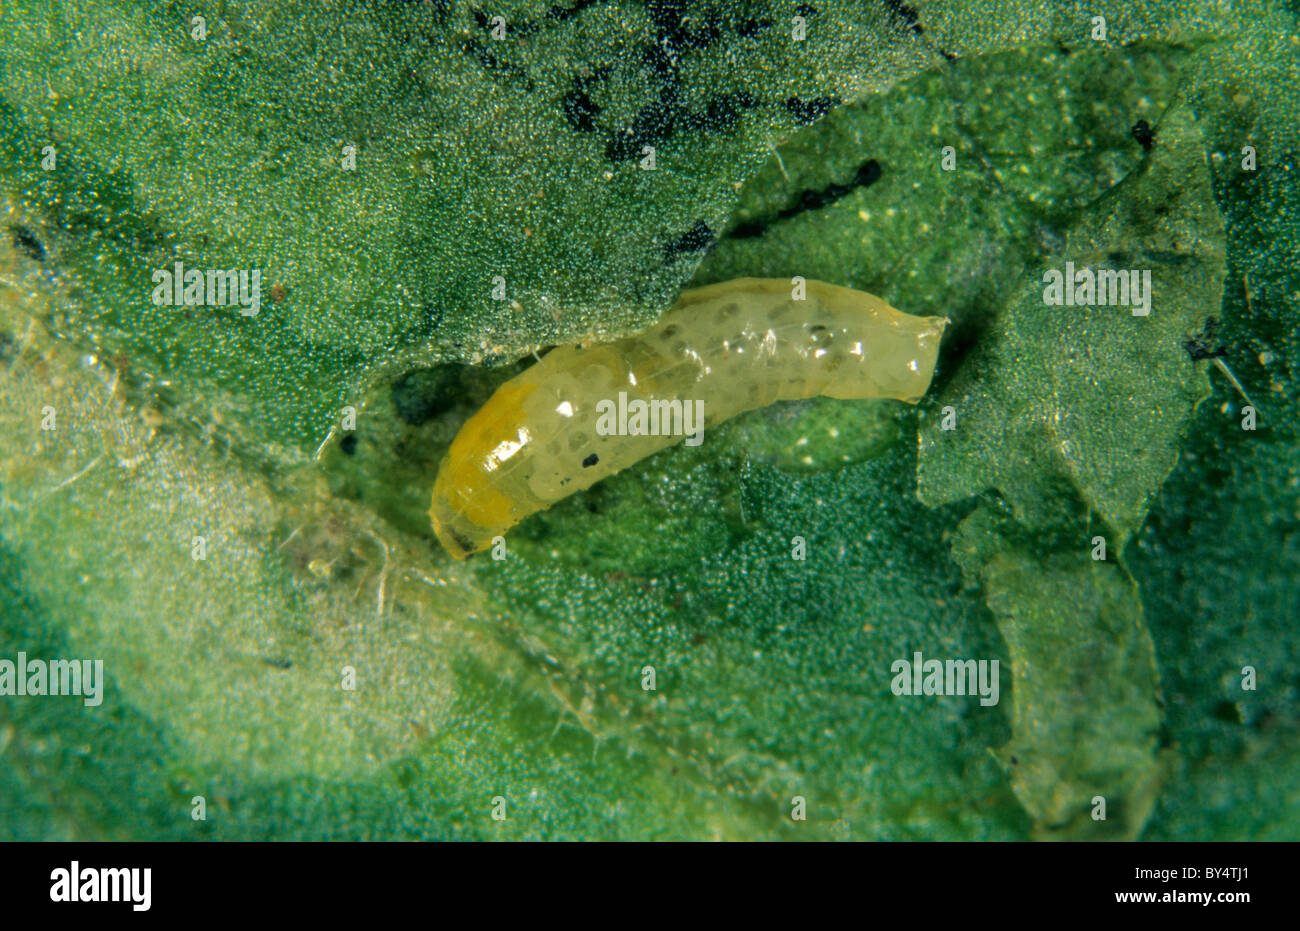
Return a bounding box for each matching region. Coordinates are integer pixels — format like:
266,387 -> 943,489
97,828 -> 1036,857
430,278 -> 947,559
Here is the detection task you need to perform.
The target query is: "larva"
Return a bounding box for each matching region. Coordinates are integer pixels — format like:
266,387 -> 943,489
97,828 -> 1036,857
430,278 -> 947,559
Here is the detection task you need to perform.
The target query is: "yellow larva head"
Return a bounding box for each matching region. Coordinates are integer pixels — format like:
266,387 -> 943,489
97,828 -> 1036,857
430,380 -> 539,559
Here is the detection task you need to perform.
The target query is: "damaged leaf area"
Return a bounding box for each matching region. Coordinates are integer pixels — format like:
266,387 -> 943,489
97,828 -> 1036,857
984,552 -> 1165,841
910,95 -> 1233,838
952,503 -> 1166,839
2,0 -> 1299,842
917,98 -> 1227,543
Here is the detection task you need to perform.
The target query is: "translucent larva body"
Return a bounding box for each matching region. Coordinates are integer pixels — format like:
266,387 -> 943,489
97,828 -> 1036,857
430,278 -> 947,559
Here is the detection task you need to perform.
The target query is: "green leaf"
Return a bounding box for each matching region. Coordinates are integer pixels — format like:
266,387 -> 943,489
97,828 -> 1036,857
951,503 -> 1166,839
917,97 -> 1227,543
3,1 -> 1298,843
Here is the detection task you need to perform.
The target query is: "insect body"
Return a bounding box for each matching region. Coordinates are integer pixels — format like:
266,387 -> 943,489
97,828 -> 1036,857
430,278 -> 947,559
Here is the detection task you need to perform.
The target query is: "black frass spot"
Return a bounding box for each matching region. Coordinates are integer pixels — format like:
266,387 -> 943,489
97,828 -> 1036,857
1211,700 -> 1243,724
1184,317 -> 1227,361
340,433 -> 358,455
800,157 -> 882,207
7,225 -> 45,262
663,220 -> 715,261
1131,119 -> 1155,151
582,452 -> 599,467
728,159 -> 882,239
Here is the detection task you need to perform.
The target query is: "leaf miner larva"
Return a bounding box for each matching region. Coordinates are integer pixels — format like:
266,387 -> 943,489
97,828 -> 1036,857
430,278 -> 947,559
